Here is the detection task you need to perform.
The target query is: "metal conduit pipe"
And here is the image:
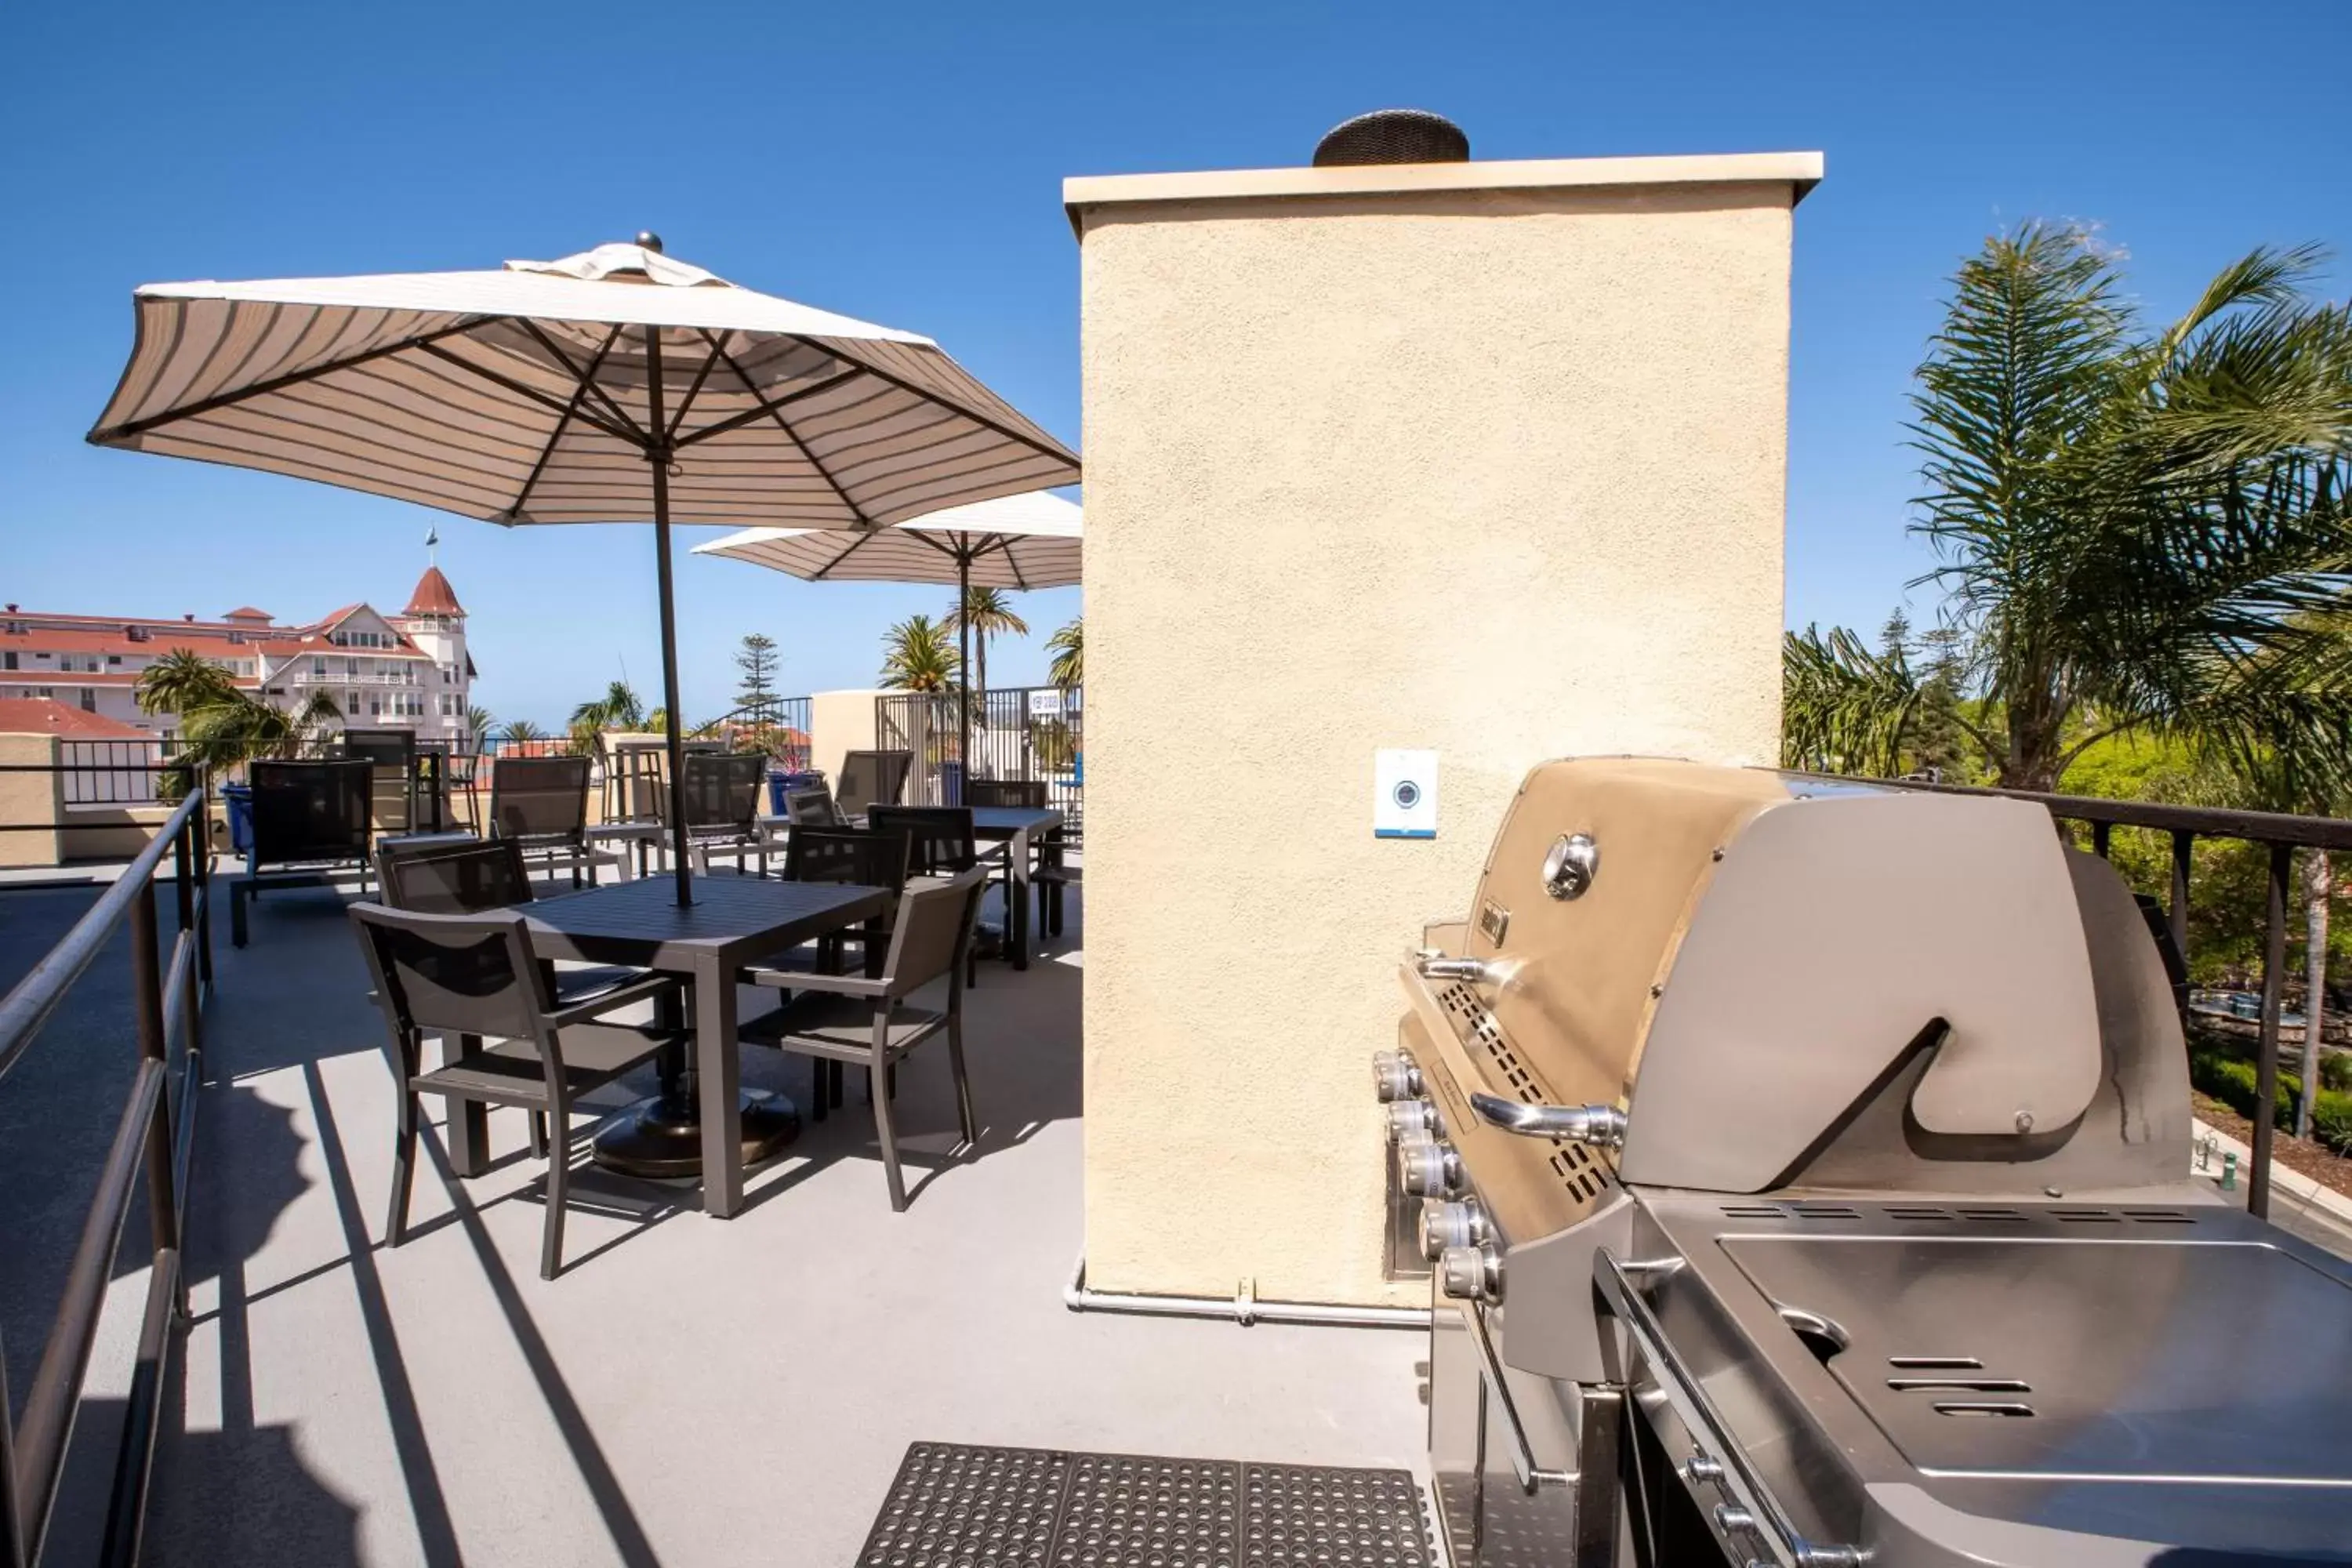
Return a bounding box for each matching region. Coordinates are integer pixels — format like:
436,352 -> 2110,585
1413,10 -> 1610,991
1064,1255 -> 1431,1330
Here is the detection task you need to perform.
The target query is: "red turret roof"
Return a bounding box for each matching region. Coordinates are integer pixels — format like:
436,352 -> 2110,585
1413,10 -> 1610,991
404,566 -> 463,617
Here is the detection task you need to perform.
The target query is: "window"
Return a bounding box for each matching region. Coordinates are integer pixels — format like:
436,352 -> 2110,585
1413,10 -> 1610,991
312,658 -> 326,677
2,652 -> 13,670
79,689 -> 96,713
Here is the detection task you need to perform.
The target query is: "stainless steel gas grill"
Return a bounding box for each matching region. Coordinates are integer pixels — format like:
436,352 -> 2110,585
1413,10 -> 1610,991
1375,757 -> 2352,1567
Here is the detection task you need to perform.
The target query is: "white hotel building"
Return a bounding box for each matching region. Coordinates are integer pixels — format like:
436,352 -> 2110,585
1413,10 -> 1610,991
0,564 -> 477,745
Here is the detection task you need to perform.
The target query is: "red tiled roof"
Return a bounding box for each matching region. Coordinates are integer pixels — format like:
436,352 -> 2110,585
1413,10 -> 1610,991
221,606 -> 272,622
0,699 -> 154,739
404,566 -> 464,617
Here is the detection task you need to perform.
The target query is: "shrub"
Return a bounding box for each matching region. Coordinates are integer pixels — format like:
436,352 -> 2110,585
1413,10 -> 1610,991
2321,1051 -> 2352,1095
2189,1051 -> 2352,1158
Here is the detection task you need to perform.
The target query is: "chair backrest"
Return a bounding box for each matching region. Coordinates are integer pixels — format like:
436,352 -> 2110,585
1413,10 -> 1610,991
350,902 -> 553,1046
783,826 -> 910,894
338,728 -> 418,768
784,786 -> 847,829
249,760 -> 375,866
378,838 -> 534,914
675,751 -> 767,835
878,866 -> 989,996
866,806 -> 976,877
488,755 -> 591,845
964,779 -> 1048,809
837,750 -> 913,812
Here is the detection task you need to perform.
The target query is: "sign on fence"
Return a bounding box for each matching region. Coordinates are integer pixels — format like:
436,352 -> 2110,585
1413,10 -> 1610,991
1028,689 -> 1065,717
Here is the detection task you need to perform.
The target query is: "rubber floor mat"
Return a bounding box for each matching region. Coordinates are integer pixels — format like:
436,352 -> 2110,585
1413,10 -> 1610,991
860,1441 -> 1436,1567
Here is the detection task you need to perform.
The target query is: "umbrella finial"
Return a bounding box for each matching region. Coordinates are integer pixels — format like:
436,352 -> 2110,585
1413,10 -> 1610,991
635,230 -> 665,254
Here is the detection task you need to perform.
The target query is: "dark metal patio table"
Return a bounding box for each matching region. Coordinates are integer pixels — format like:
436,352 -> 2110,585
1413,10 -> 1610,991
969,806 -> 1062,971
441,873 -> 889,1218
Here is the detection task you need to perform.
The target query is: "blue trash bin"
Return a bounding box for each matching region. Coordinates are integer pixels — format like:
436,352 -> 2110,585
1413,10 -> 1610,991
765,768 -> 828,815
223,782 -> 253,855
939,760 -> 964,805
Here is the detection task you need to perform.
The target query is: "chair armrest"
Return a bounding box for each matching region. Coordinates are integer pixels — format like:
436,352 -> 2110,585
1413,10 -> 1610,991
543,972 -> 681,1029
738,964 -> 889,998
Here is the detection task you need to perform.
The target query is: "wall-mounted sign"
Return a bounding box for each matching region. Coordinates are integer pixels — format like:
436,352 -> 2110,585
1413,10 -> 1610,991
1028,689 -> 1065,717
1374,749 -> 1438,840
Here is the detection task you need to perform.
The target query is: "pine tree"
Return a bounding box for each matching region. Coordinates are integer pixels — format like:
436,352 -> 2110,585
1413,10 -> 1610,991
733,633 -> 780,726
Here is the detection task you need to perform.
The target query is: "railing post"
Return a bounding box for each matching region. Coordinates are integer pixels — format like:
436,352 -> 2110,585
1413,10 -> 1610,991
193,779 -> 214,990
2251,843 -> 2292,1221
2091,820 -> 2112,859
129,884 -> 183,1299
2168,830 -> 2194,959
1,1319 -> 24,1568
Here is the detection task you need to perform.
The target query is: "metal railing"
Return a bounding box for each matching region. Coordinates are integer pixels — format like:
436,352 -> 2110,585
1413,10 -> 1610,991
0,772 -> 212,1567
57,741 -> 182,808
1882,777 -> 2352,1221
877,685 -> 1083,817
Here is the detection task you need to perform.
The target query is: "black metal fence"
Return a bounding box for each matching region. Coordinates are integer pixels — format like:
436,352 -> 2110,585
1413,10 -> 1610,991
1882,777 -> 2352,1221
875,685 -> 1082,817
57,739 -> 181,808
0,772 -> 213,1567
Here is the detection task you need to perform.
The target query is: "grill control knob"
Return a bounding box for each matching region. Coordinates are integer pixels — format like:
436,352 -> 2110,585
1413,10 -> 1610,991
1417,1198 -> 1486,1260
1371,1050 -> 1423,1103
1439,1243 -> 1502,1302
1385,1099 -> 1439,1142
1396,1138 -> 1463,1198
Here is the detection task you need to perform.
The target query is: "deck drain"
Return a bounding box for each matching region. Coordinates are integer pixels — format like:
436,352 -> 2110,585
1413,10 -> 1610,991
860,1443 -> 1434,1567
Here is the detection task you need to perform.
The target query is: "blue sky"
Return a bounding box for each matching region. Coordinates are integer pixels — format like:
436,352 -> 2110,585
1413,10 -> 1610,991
5,1 -> 2348,727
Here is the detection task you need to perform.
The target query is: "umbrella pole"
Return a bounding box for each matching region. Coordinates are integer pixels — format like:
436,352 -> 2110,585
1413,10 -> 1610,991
957,550 -> 971,802
652,501 -> 692,906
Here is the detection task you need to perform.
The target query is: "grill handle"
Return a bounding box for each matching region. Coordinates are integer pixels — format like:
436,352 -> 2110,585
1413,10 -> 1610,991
1593,1252 -> 1868,1568
1469,1091 -> 1626,1149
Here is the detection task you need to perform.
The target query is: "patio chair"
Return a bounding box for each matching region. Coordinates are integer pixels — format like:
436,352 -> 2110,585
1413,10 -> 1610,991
672,751 -> 771,874
836,749 -> 912,815
486,755 -> 623,887
374,835 -> 682,1157
962,779 -> 1048,809
339,726 -> 424,832
351,902 -> 684,1279
231,759 -> 376,947
738,866 -> 988,1210
867,805 -> 998,987
784,786 -> 848,829
779,826 -> 914,1118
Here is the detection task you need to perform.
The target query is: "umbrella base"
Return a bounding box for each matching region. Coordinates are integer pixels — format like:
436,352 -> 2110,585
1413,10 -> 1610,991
592,1090 -> 800,1178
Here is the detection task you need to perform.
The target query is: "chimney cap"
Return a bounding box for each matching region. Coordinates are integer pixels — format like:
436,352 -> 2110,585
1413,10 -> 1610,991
1313,109 -> 1469,168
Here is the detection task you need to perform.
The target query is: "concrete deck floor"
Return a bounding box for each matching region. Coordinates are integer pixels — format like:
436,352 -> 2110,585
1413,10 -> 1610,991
132,869 -> 1427,1566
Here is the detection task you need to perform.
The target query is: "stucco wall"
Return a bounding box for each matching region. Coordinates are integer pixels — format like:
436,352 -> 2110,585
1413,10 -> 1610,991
0,735 -> 64,867
1074,163 -> 1806,1304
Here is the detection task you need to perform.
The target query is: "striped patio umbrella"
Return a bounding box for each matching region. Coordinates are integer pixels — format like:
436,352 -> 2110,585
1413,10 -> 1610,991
88,236 -> 1079,903
694,490 -> 1080,787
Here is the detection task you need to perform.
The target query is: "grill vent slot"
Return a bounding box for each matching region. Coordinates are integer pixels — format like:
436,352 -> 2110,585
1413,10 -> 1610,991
1438,981 -> 1610,1207
1932,1401 -> 2035,1418
1955,1207 -> 2028,1223
1720,1204 -> 1784,1219
1889,1356 -> 1982,1370
1887,1377 -> 2031,1393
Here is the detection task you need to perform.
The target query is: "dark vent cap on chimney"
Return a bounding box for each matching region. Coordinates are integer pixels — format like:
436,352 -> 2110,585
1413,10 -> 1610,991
1314,109 -> 1469,168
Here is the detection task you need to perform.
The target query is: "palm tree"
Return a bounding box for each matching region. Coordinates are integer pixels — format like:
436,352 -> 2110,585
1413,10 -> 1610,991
570,680 -> 644,733
465,704 -> 495,745
1788,224 -> 2352,791
946,586 -> 1029,702
134,647 -> 240,720
499,717 -> 545,743
169,689 -> 342,782
880,614 -> 960,693
1780,625 -> 1918,777
1046,616 -> 1082,688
